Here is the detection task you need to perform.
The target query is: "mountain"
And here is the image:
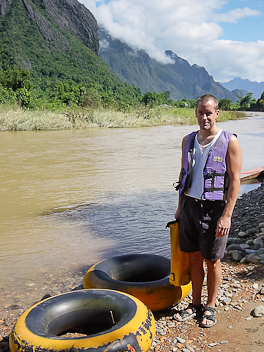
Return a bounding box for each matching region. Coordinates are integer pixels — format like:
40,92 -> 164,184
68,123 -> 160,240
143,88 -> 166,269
0,0 -> 141,104
98,27 -> 245,102
222,78 -> 264,100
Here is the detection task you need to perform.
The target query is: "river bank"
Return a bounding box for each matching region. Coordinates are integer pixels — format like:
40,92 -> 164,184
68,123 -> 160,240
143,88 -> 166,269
0,104 -> 245,131
0,183 -> 263,351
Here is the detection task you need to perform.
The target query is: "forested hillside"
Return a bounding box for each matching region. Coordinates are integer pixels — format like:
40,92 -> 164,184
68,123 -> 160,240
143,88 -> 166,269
0,0 -> 142,107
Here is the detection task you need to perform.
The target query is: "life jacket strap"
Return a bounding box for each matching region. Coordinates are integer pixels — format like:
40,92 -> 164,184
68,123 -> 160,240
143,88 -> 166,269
204,170 -> 225,192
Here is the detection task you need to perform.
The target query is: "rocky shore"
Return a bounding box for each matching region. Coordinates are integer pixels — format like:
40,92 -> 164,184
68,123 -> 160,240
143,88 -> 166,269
227,182 -> 264,264
1,183 -> 263,352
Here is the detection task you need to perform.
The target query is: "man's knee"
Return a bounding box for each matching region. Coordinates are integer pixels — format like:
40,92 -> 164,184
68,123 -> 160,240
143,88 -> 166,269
205,259 -> 221,270
189,251 -> 204,265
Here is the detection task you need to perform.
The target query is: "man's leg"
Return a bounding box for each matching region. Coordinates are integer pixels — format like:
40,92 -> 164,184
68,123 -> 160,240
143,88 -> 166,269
201,259 -> 222,326
174,251 -> 204,320
189,251 -> 205,305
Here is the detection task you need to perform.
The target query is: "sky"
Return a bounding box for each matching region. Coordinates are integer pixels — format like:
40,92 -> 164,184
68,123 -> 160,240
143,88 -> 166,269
80,0 -> 264,83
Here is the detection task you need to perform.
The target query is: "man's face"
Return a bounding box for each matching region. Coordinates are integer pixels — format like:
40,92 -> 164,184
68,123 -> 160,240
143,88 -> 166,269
195,100 -> 219,131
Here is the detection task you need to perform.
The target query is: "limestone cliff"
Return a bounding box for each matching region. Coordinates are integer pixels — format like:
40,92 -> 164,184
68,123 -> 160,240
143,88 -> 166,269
0,0 -> 99,54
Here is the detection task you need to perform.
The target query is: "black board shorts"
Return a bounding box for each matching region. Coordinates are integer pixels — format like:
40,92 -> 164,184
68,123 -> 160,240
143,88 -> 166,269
179,195 -> 228,261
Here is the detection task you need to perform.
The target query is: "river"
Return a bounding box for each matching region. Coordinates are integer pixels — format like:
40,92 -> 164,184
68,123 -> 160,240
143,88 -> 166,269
0,112 -> 264,307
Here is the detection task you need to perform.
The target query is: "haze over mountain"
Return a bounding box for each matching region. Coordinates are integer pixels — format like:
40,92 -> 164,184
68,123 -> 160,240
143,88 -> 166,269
98,27 -> 245,102
222,78 -> 264,100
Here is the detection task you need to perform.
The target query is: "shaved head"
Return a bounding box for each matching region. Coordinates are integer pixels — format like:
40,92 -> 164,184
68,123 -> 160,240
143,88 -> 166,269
197,94 -> 219,111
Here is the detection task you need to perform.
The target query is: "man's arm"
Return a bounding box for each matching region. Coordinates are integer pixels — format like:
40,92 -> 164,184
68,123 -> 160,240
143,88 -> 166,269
175,135 -> 188,220
216,135 -> 242,237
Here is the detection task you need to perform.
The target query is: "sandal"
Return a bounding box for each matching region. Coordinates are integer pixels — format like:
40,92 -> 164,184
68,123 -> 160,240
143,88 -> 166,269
174,303 -> 203,322
200,306 -> 217,328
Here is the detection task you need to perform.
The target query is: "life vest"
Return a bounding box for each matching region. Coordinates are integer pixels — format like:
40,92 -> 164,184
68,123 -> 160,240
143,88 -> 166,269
176,130 -> 233,200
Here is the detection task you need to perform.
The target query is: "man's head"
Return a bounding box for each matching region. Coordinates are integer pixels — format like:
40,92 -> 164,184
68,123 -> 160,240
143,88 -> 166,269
195,94 -> 219,132
196,94 -> 219,111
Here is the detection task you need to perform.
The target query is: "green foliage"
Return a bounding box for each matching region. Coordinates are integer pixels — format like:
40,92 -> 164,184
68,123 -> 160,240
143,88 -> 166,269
141,91 -> 171,107
0,69 -> 31,91
0,86 -> 16,104
0,69 -> 31,107
237,92 -> 254,110
256,91 -> 264,111
174,98 -> 197,108
0,0 -> 142,108
219,98 -> 232,111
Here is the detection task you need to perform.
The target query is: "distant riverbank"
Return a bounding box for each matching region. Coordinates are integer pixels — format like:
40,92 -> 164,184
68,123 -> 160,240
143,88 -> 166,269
0,104 -> 246,131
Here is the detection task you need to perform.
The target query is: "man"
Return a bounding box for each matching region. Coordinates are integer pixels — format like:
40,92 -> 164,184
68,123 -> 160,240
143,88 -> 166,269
174,94 -> 242,328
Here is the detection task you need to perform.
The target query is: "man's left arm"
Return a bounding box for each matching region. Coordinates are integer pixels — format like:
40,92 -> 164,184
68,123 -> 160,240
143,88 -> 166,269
216,135 -> 242,237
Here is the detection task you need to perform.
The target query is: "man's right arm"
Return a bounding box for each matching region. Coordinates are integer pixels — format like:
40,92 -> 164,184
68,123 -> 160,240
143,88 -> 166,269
174,135 -> 188,220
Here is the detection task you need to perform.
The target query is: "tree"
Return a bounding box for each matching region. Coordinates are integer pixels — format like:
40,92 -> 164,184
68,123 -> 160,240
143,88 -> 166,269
0,69 -> 31,107
219,98 -> 232,111
237,92 -> 253,110
0,69 -> 31,91
256,91 -> 264,111
141,92 -> 156,106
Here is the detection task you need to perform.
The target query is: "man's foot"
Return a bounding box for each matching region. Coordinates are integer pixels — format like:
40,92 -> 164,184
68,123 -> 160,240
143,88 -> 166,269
200,306 -> 217,328
174,303 -> 203,322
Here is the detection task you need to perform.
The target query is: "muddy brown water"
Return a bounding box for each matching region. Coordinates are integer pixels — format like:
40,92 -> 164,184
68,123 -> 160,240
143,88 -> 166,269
0,112 -> 264,308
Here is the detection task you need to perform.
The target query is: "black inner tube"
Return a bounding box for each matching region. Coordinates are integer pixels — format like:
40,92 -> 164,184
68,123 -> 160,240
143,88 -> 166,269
25,290 -> 137,338
94,254 -> 170,282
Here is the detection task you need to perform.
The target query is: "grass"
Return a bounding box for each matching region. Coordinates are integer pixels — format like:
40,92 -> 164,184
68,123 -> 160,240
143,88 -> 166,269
0,104 -> 246,131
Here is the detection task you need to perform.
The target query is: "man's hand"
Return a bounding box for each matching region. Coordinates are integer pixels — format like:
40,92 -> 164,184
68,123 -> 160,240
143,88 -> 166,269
174,208 -> 180,220
216,216 -> 230,237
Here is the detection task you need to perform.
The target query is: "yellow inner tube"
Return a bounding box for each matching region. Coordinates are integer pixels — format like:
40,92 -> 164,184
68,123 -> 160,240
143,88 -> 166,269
10,289 -> 156,352
84,254 -> 191,312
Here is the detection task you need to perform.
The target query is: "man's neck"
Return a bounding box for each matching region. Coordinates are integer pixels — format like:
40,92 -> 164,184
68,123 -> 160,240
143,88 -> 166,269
197,127 -> 220,145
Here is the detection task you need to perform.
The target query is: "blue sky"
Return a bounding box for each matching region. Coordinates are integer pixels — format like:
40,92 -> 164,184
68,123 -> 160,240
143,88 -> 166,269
80,0 -> 264,83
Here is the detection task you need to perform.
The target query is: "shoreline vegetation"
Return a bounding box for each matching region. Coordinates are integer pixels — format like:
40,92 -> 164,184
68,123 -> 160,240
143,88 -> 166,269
0,104 -> 246,131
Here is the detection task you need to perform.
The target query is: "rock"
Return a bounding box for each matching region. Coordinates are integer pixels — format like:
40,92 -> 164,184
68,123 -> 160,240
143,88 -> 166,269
240,257 -> 248,264
246,253 -> 261,264
227,237 -> 242,244
246,239 -> 254,245
245,249 -> 257,254
237,231 -> 247,238
246,228 -> 259,236
208,342 -> 218,347
176,337 -> 185,344
253,237 -> 264,246
240,243 -> 250,250
226,244 -> 242,252
232,250 -> 244,262
258,222 -> 264,228
222,297 -> 232,305
252,305 -> 264,317
185,345 -> 195,352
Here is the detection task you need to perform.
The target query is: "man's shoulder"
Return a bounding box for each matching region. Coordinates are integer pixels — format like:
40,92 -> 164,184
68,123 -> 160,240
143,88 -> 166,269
183,131 -> 197,142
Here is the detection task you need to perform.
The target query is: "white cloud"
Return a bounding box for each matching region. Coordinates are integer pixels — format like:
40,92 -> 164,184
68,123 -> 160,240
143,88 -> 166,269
80,0 -> 264,82
189,40 -> 264,83
99,38 -> 109,50
217,7 -> 261,23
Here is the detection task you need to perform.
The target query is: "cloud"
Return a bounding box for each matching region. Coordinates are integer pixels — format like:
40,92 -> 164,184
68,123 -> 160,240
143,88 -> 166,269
80,0 -> 264,82
189,40 -> 264,83
217,7 -> 261,23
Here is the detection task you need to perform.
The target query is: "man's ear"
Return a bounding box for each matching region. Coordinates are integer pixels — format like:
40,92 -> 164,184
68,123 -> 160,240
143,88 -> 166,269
215,109 -> 220,118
